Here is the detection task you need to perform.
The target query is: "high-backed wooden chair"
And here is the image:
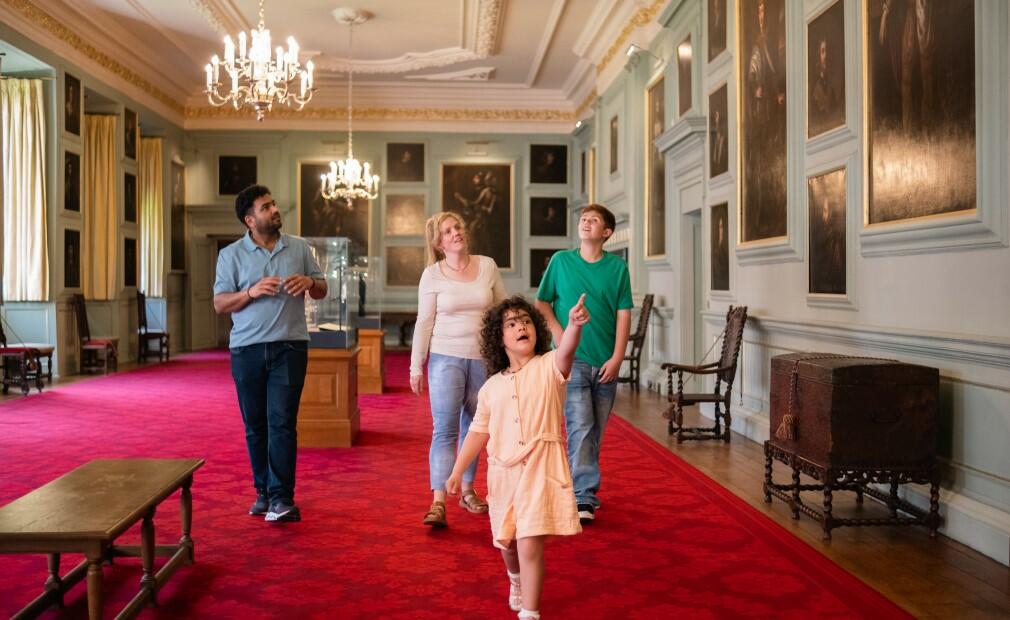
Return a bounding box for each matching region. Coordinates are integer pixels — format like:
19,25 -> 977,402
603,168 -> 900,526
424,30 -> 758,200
137,291 -> 170,362
618,294 -> 654,391
0,321 -> 46,395
72,293 -> 118,373
662,305 -> 748,443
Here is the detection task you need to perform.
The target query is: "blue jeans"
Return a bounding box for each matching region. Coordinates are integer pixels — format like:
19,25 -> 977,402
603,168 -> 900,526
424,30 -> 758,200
564,359 -> 617,508
230,341 -> 308,504
427,353 -> 487,491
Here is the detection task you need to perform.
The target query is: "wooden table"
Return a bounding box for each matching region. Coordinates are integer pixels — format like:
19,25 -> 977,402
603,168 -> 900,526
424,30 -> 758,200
0,458 -> 204,619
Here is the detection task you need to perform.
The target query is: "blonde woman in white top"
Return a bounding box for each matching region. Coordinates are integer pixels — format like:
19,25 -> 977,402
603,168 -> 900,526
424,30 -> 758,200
411,211 -> 507,527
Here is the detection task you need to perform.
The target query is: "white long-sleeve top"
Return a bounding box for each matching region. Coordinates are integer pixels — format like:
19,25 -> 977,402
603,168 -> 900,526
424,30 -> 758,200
410,255 -> 507,376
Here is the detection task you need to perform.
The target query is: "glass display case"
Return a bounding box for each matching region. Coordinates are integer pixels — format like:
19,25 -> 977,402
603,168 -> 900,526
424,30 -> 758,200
348,255 -> 382,329
304,237 -> 357,348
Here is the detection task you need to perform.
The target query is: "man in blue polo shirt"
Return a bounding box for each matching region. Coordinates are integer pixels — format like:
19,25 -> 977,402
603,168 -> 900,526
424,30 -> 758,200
214,185 -> 327,523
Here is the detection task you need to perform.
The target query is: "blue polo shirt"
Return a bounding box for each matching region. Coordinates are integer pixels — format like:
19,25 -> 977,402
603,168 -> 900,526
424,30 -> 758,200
213,232 -> 324,348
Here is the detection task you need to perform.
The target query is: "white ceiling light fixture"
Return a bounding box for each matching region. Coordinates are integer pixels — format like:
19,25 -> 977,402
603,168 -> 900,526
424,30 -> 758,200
321,8 -> 380,202
204,0 -> 315,121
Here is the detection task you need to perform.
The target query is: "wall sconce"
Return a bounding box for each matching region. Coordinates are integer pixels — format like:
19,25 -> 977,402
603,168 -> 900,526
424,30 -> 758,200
625,44 -> 663,71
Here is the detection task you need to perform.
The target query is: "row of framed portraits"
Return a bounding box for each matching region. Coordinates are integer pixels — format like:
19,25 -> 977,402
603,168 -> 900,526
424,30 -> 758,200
62,150 -> 138,223
701,0 -> 976,246
62,230 -> 138,290
63,73 -> 139,159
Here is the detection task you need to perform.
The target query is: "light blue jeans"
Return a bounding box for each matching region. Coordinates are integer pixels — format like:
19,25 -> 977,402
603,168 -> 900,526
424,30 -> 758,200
427,353 -> 488,491
564,359 -> 617,508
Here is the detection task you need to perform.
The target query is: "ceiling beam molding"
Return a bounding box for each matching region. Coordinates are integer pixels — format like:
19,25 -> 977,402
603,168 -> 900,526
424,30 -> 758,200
189,0 -> 249,37
524,0 -> 566,87
476,0 -> 505,57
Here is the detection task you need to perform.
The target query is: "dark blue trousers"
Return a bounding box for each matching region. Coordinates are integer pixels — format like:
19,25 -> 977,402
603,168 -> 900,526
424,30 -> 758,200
230,341 -> 308,504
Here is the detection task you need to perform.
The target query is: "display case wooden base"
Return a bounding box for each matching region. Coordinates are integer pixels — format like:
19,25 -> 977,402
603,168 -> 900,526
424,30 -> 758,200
298,347 -> 360,447
356,328 -> 385,394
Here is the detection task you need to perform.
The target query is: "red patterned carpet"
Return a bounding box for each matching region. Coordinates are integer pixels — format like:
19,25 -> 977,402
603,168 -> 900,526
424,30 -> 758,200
0,351 -> 909,619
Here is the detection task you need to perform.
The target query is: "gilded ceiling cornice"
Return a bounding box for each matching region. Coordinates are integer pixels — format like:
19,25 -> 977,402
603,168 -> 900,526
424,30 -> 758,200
2,0 -> 185,116
575,88 -> 597,119
185,105 -> 576,122
476,0 -> 504,57
596,0 -> 666,76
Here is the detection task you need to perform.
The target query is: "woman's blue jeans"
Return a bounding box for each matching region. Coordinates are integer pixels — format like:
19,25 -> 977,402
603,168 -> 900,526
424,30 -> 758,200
427,353 -> 488,491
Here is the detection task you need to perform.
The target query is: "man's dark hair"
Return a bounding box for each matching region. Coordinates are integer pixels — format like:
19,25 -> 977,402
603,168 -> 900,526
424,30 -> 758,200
235,184 -> 271,225
581,203 -> 617,232
479,295 -> 553,375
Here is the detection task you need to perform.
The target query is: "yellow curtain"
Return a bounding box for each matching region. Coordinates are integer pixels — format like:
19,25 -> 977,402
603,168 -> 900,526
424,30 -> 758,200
0,79 -> 49,301
82,114 -> 117,300
139,137 -> 164,296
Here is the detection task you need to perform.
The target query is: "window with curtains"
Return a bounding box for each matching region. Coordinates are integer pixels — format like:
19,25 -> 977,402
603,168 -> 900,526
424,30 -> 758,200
139,137 -> 164,296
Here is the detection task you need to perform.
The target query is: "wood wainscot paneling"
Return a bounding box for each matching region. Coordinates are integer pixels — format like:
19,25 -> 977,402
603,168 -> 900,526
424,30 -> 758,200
356,329 -> 385,394
298,347 -> 360,447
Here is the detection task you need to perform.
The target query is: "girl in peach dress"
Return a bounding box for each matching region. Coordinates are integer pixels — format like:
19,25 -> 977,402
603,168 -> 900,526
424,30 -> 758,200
447,294 -> 588,619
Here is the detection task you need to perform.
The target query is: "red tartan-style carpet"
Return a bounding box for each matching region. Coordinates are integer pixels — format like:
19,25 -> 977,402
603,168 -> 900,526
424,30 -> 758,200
0,351 -> 910,619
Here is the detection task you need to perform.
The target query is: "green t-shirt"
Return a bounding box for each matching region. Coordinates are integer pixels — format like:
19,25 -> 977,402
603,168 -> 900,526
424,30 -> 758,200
536,248 -> 634,367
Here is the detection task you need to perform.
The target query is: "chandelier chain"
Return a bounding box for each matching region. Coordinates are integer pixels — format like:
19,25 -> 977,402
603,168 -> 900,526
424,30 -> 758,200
347,24 -> 354,159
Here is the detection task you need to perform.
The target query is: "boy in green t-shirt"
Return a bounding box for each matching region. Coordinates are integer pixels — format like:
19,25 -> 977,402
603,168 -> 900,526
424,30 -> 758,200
535,204 -> 633,523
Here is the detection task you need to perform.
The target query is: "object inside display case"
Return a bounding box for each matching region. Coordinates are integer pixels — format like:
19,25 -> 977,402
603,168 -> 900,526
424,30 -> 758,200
304,237 -> 358,348
349,256 -> 383,329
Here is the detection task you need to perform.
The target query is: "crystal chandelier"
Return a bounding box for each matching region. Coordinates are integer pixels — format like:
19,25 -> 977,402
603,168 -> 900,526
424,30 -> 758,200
204,0 -> 315,121
321,11 -> 379,201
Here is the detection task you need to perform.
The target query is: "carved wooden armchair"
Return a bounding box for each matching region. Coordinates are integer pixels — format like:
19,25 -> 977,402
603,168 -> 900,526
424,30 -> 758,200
662,305 -> 748,443
618,294 -> 654,391
72,293 -> 118,373
137,291 -> 170,362
0,321 -> 47,395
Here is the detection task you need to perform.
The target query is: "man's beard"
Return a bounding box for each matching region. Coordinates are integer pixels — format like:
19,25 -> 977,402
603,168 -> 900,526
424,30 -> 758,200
257,216 -> 282,235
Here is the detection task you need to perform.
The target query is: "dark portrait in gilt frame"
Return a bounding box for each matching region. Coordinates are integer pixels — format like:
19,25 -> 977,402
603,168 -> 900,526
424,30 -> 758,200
866,0 -> 975,224
170,163 -> 185,271
709,84 -> 729,178
530,144 -> 567,184
677,36 -> 692,117
385,194 -> 426,236
740,0 -> 788,243
710,203 -> 730,291
298,161 -> 371,261
124,172 -> 137,223
529,248 -> 561,289
386,143 -> 425,183
808,0 -> 846,138
64,151 -> 80,212
609,116 -> 619,175
441,162 -> 513,270
808,168 -> 846,295
124,108 -> 138,160
218,155 -> 257,196
386,245 -> 425,287
530,197 -> 567,237
64,73 -> 81,136
647,76 -> 666,257
708,0 -> 727,62
64,229 -> 81,289
124,237 -> 138,288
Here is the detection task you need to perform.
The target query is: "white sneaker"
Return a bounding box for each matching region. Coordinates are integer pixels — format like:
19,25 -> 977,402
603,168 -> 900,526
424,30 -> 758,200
508,575 -> 522,611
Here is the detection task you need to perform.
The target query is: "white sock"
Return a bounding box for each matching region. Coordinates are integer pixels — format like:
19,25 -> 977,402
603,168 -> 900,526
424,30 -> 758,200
507,570 -> 521,584
518,609 -> 540,619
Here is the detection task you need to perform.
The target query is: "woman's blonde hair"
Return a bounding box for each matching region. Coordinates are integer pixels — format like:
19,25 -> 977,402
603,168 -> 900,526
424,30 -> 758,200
424,211 -> 467,266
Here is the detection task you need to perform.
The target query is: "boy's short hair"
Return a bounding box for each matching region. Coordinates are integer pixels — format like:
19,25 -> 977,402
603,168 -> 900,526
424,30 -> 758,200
235,184 -> 271,225
479,295 -> 553,375
580,203 -> 616,232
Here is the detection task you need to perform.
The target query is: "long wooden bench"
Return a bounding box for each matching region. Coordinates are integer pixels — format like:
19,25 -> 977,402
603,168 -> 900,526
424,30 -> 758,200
0,458 -> 204,619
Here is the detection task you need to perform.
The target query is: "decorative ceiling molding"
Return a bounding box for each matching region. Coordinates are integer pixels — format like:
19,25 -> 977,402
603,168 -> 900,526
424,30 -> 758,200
524,0 -> 565,87
185,104 -> 574,123
596,0 -> 666,76
475,0 -> 504,57
405,67 -> 496,81
1,0 -> 184,116
189,0 -> 248,37
574,88 -> 597,119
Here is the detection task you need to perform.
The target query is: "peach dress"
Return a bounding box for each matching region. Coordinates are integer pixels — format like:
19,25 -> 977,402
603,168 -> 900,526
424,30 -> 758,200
470,350 -> 582,549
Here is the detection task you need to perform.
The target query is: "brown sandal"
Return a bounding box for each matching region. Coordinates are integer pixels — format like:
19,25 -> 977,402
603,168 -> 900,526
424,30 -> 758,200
459,490 -> 489,514
423,501 -> 447,527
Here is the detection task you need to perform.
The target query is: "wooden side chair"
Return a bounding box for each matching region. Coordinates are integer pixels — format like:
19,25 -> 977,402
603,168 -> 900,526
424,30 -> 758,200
662,305 -> 748,443
72,293 -> 118,373
137,291 -> 170,362
0,321 -> 46,395
0,319 -> 53,388
618,294 -> 655,391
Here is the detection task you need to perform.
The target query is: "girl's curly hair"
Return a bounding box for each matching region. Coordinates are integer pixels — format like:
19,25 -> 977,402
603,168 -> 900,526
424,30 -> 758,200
480,295 -> 554,375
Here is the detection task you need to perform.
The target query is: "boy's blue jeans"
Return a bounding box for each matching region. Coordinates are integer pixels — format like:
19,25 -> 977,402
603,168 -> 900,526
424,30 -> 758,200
564,359 -> 617,509
427,353 -> 488,491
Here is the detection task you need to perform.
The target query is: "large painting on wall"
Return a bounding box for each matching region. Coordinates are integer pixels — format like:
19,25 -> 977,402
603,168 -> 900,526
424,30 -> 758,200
124,108 -> 138,160
441,162 -> 512,270
124,172 -> 137,223
64,229 -> 80,289
609,116 -> 619,175
530,197 -> 567,237
866,0 -> 975,224
65,151 -> 80,212
170,162 -> 185,271
709,84 -> 728,178
677,36 -> 692,117
708,0 -> 727,61
64,73 -> 81,136
124,237 -> 137,288
386,245 -> 425,286
808,168 -> 846,295
710,203 -> 729,291
299,161 -> 370,260
647,76 -> 666,257
740,0 -> 787,243
808,0 -> 846,138
218,155 -> 257,196
530,144 -> 567,184
529,248 -> 561,289
385,194 -> 426,236
387,143 -> 425,182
